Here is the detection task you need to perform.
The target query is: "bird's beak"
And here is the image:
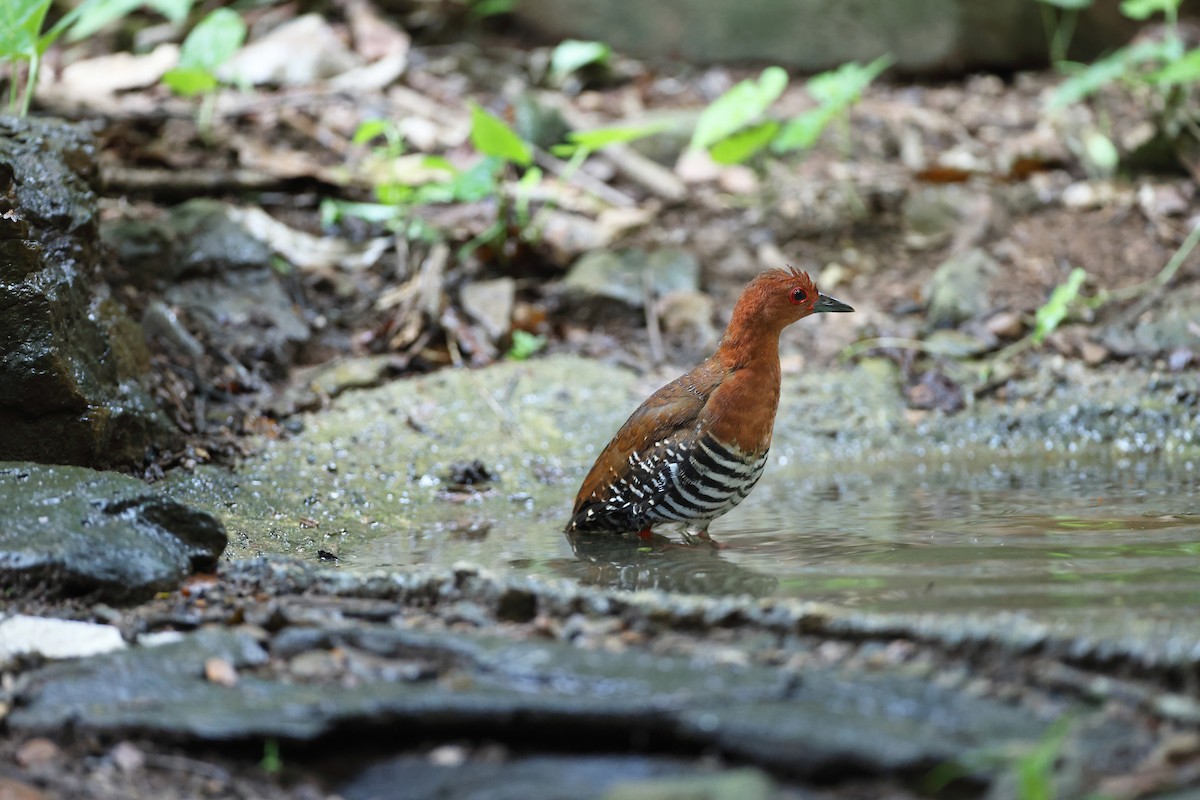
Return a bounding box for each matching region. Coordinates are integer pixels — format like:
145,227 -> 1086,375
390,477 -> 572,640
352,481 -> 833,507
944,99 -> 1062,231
813,292 -> 853,313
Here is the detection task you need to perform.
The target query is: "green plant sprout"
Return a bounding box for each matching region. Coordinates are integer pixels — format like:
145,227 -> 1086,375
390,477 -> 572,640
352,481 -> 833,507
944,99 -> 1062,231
549,119 -> 676,177
469,0 -> 514,18
550,39 -> 612,83
1032,267 -> 1087,344
925,717 -> 1076,800
506,329 -> 546,360
1047,0 -> 1193,110
685,56 -> 891,165
690,65 -> 796,163
260,738 -> 282,774
1,0 -> 190,115
327,103 -> 542,260
352,118 -> 406,159
162,7 -> 247,134
774,55 -> 892,157
1036,0 -> 1093,65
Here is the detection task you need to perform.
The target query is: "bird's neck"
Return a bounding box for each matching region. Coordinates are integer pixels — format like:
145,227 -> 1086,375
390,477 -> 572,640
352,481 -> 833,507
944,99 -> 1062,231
714,317 -> 784,373
707,327 -> 784,454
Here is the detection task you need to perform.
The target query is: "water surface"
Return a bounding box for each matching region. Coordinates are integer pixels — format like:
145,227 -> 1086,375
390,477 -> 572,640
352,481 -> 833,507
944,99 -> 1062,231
347,453 -> 1200,616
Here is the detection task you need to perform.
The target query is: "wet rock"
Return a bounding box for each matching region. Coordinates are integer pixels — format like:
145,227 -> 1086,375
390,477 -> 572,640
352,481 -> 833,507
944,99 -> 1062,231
0,116 -> 168,466
445,459 -> 496,488
104,200 -> 273,287
561,249 -> 700,322
1100,284 -> 1200,361
9,623 -> 1046,780
164,268 -> 310,370
275,354 -> 401,415
0,463 -> 226,602
107,199 -> 310,372
923,247 -> 999,329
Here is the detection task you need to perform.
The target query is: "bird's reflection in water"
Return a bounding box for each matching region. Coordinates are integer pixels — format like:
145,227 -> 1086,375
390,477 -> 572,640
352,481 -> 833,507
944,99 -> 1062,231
552,532 -> 778,597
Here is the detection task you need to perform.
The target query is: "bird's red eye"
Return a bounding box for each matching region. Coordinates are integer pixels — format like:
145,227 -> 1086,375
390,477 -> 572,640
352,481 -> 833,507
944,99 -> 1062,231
789,288 -> 808,304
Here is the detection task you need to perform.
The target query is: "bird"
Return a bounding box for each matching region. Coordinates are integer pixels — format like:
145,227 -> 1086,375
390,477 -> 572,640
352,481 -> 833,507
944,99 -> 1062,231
565,267 -> 852,543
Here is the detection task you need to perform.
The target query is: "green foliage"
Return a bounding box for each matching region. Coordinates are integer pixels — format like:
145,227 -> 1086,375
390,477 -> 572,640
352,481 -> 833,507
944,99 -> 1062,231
1150,47 -> 1200,86
1048,39 -> 1175,108
335,103 -> 541,259
162,8 -> 246,97
690,66 -> 788,152
686,57 -> 890,165
469,102 -> 533,166
1119,0 -> 1180,20
1015,718 -> 1072,800
774,55 -> 891,154
550,120 -> 674,161
0,0 -> 52,114
1046,0 -> 1194,110
66,0 -> 190,41
710,120 -> 780,164
1,0 -> 192,115
469,0 -> 514,17
1033,267 -> 1087,344
506,330 -> 546,360
260,738 -> 282,774
550,39 -> 611,81
1036,0 -> 1092,65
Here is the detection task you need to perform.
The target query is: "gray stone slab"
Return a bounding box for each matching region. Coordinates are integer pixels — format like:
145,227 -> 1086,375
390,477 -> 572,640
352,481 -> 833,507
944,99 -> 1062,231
0,463 -> 226,602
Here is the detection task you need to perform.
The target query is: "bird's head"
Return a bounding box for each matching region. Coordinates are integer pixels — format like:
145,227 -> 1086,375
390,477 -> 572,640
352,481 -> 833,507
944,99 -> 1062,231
737,266 -> 853,330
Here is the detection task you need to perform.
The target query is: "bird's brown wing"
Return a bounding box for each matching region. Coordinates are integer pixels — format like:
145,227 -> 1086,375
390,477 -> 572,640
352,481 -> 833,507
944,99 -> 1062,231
570,364 -> 723,519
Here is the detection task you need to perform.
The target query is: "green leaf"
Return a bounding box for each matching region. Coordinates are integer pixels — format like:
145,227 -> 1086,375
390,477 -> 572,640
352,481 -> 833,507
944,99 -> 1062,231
320,198 -> 400,227
353,119 -> 393,145
565,120 -> 673,151
1047,39 -> 1170,108
772,106 -> 836,153
1119,0 -> 1179,19
550,39 -> 611,78
63,0 -> 191,42
507,330 -> 545,360
0,0 -> 51,58
468,102 -> 533,166
690,66 -> 788,152
1036,0 -> 1094,9
449,156 -> 504,202
1033,267 -> 1087,344
162,8 -> 245,97
177,8 -> 245,71
709,120 -> 779,164
1149,46 -> 1200,85
470,0 -> 514,17
64,0 -> 141,40
806,55 -> 891,109
162,65 -> 217,96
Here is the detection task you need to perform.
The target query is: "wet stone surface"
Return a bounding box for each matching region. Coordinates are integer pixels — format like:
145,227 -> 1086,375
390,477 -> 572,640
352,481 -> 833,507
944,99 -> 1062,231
0,463 -> 226,602
1,558 -> 1179,798
0,117 -> 166,466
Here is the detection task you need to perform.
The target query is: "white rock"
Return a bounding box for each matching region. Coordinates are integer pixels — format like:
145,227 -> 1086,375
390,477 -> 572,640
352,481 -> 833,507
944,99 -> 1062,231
0,615 -> 126,662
